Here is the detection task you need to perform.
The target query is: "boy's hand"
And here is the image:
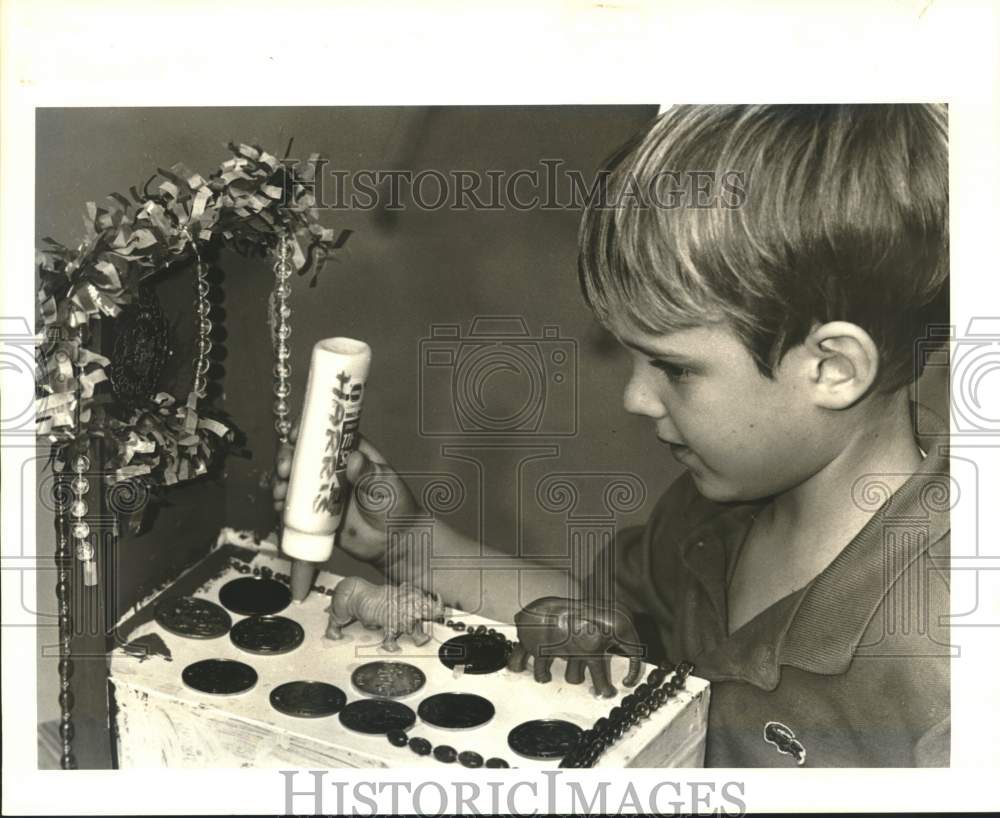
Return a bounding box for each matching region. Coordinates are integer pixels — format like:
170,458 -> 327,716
273,427 -> 421,567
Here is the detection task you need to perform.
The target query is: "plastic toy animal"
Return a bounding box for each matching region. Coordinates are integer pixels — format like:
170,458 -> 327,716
507,596 -> 645,698
325,576 -> 445,652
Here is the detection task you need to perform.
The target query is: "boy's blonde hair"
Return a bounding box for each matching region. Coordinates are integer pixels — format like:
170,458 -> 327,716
578,104 -> 949,392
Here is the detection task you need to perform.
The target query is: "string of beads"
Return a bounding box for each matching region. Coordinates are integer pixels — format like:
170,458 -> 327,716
271,235 -> 294,443
559,661 -> 694,768
55,472 -> 77,769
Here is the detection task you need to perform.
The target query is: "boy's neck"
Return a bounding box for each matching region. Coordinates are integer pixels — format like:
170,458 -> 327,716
758,392 -> 922,582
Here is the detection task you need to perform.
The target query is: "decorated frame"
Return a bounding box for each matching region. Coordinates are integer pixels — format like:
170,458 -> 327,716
35,141 -> 348,768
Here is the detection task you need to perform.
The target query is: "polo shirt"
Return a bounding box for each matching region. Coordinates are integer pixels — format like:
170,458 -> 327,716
601,408 -> 950,767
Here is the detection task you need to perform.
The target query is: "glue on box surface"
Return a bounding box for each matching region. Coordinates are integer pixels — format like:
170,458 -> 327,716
109,541 -> 710,768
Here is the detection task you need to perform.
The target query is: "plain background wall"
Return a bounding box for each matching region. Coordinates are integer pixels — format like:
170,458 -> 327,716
34,106 -> 948,736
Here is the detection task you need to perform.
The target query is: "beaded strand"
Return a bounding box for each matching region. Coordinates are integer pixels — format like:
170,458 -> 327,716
271,235 -> 293,443
54,470 -> 77,768
559,660 -> 694,768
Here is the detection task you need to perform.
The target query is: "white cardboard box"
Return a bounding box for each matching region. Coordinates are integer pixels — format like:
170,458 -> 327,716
110,542 -> 709,768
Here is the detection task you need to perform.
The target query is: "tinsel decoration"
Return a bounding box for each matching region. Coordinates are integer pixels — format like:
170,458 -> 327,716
35,142 -> 350,770
35,141 -> 350,492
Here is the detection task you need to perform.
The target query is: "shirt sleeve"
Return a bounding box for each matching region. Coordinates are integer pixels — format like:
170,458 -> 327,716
591,522 -> 650,614
914,715 -> 949,767
913,537 -> 951,767
854,530 -> 951,766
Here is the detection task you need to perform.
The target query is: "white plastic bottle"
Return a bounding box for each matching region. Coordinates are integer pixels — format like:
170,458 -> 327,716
282,337 -> 371,600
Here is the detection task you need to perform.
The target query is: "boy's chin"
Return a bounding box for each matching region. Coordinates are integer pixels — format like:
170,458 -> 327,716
688,470 -> 760,504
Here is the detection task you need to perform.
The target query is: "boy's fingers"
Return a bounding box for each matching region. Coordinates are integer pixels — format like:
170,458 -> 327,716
275,420 -> 300,479
272,421 -> 299,513
278,435 -> 381,498
276,440 -> 294,478
345,449 -> 374,484
357,436 -> 388,465
272,479 -> 288,502
348,450 -> 398,509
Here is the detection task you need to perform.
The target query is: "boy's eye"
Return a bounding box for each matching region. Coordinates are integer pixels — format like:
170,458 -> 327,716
649,359 -> 692,382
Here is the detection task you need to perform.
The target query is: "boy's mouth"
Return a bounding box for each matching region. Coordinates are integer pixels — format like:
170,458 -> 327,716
659,437 -> 692,460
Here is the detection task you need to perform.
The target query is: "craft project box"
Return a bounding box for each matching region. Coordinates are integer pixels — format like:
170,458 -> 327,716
109,539 -> 710,768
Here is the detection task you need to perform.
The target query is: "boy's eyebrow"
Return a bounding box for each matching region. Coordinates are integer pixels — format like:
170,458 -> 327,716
619,337 -> 698,362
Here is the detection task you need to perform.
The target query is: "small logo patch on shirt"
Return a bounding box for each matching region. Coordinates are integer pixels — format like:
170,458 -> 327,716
764,721 -> 807,766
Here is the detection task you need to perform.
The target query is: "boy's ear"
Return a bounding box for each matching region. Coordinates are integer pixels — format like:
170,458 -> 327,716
803,321 -> 879,409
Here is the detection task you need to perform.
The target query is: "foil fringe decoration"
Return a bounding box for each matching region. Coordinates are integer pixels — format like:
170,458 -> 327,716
33,142 -> 349,769
34,142 -> 349,493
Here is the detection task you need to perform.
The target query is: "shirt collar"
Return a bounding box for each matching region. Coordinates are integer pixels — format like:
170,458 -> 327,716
680,402 -> 950,690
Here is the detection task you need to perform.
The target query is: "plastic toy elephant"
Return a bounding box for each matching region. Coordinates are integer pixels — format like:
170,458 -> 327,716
506,596 -> 645,698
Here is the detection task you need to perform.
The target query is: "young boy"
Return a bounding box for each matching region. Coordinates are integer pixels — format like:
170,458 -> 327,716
274,104 -> 950,767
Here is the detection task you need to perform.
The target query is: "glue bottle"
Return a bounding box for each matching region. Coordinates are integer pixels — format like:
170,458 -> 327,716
282,337 -> 371,601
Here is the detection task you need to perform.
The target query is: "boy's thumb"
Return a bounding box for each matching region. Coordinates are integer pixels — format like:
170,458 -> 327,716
345,449 -> 374,483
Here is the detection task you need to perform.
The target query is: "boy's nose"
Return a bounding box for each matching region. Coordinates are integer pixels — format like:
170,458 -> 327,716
623,374 -> 666,419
